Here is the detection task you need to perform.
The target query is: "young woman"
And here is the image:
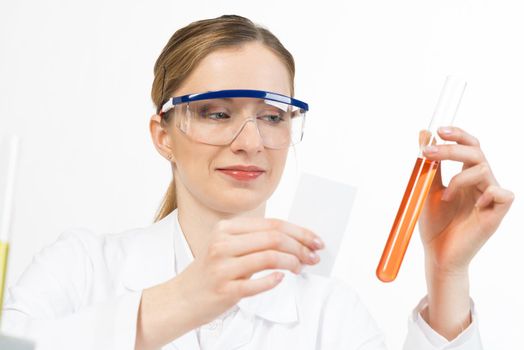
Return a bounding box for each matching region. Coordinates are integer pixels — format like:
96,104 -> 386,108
3,14 -> 514,350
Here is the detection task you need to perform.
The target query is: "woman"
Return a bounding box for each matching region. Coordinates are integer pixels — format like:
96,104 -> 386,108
2,14 -> 514,350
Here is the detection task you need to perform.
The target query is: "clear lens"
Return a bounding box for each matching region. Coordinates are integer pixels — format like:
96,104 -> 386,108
172,98 -> 305,149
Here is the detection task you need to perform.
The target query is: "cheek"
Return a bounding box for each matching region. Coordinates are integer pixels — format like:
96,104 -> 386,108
267,149 -> 289,180
176,149 -> 214,181
170,132 -> 214,183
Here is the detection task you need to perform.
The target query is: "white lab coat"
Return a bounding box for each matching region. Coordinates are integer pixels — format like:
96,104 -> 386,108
2,208 -> 483,349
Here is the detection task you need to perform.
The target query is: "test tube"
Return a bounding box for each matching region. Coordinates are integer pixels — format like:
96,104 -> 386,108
376,75 -> 467,283
0,134 -> 19,325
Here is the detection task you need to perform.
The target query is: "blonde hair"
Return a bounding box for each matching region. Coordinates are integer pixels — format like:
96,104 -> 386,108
151,14 -> 296,223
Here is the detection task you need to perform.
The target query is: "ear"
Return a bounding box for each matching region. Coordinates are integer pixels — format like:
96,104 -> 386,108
150,114 -> 175,162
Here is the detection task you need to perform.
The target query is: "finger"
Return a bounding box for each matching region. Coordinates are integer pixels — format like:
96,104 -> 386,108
475,185 -> 515,209
230,271 -> 285,298
230,250 -> 303,279
216,217 -> 324,251
436,126 -> 481,147
218,229 -> 320,265
442,162 -> 498,201
422,143 -> 485,166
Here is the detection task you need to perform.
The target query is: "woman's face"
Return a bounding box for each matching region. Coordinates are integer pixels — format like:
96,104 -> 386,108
150,41 -> 292,215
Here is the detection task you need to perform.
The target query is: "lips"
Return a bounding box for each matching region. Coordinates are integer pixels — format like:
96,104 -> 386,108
216,165 -> 266,181
216,165 -> 265,172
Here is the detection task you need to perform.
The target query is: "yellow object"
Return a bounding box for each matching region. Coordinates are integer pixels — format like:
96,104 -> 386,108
0,240 -> 8,324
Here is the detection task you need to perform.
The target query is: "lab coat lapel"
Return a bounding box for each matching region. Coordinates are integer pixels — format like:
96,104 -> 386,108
121,210 -> 201,350
211,307 -> 256,350
121,210 -> 177,291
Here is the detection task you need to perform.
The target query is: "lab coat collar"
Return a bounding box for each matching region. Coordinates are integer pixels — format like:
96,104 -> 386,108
121,208 -> 299,325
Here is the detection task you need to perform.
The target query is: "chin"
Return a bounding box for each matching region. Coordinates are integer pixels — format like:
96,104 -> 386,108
209,191 -> 266,214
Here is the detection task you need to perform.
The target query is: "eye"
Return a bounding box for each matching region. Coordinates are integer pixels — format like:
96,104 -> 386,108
206,112 -> 230,120
262,115 -> 284,123
258,110 -> 287,124
197,104 -> 231,120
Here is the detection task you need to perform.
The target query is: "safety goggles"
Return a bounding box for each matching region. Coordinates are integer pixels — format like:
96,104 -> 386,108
159,89 -> 309,150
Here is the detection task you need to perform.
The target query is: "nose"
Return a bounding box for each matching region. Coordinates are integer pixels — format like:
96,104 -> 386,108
229,118 -> 264,154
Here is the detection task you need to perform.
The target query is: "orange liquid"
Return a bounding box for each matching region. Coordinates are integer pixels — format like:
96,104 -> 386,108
376,157 -> 439,282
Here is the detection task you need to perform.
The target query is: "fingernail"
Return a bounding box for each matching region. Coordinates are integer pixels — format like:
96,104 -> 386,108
313,237 -> 325,249
441,189 -> 451,201
424,145 -> 438,153
309,251 -> 319,262
439,127 -> 452,134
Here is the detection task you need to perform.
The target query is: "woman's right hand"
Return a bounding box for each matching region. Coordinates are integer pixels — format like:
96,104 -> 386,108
135,217 -> 324,350
177,217 -> 324,324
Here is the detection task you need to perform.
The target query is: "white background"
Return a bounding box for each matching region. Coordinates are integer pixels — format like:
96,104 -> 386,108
1,0 -> 523,348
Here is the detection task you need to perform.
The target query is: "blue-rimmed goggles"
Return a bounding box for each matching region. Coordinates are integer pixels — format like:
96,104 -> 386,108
159,89 -> 308,150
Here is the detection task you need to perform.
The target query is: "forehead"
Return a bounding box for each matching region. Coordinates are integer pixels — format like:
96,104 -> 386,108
175,42 -> 291,97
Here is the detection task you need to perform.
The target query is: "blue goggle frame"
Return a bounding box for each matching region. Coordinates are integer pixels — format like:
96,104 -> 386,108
159,89 -> 309,116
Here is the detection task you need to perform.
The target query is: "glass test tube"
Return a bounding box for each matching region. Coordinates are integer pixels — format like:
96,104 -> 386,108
376,75 -> 467,283
0,134 -> 19,325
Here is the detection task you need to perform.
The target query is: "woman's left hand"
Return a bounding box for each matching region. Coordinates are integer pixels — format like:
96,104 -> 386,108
417,126 -> 514,340
419,126 -> 514,274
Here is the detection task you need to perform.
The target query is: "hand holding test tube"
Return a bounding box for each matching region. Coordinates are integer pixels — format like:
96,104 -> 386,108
376,76 -> 467,282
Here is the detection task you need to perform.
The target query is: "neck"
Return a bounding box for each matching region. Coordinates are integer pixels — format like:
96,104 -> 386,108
174,176 -> 266,260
